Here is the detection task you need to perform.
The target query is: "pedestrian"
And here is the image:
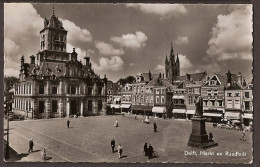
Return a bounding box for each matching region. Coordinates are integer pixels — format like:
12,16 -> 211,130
135,114 -> 137,120
143,142 -> 148,156
114,119 -> 118,127
41,147 -> 46,160
240,128 -> 246,141
208,132 -> 214,142
123,112 -> 125,117
154,122 -> 157,132
148,144 -> 153,159
111,139 -> 115,153
117,144 -> 123,159
28,138 -> 34,153
67,120 -> 70,128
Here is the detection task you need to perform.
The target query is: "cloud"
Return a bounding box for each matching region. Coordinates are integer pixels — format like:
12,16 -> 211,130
178,54 -> 193,69
92,56 -> 124,72
155,64 -> 165,71
127,4 -> 187,18
4,39 -> 20,56
207,5 -> 253,61
95,41 -> 125,56
62,19 -> 92,45
130,63 -> 135,67
111,31 -> 148,49
174,36 -> 189,45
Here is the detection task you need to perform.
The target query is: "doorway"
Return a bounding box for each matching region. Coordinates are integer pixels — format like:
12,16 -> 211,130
70,100 -> 78,115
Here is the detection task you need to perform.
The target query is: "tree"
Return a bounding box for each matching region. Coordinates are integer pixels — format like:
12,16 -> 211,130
117,76 -> 135,85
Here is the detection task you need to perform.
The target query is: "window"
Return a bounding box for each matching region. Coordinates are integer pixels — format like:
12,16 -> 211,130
161,96 -> 165,103
98,87 -> 102,95
39,101 -> 45,113
70,86 -> 76,94
245,101 -> 250,110
174,99 -> 178,104
156,96 -> 160,103
28,84 -> 31,94
235,93 -> 240,97
227,93 -> 232,97
156,89 -> 160,94
234,100 -> 240,109
52,86 -> 58,94
88,87 -> 92,95
245,92 -> 250,98
39,84 -> 44,94
213,90 -> 218,96
150,97 -> 153,103
146,88 -> 149,93
194,88 -> 200,94
207,90 -> 211,96
188,88 -> 192,94
211,100 -> 215,106
122,95 -> 126,101
210,80 -> 216,85
88,100 -> 92,111
52,100 -> 58,113
204,100 -> 208,106
188,96 -> 193,105
218,100 -> 222,107
227,100 -> 232,108
161,89 -> 165,94
98,100 -> 102,111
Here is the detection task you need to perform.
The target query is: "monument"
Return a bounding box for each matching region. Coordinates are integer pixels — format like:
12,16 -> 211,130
188,96 -> 218,149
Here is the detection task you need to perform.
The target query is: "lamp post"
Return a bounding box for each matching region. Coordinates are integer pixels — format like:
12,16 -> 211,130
5,102 -> 10,160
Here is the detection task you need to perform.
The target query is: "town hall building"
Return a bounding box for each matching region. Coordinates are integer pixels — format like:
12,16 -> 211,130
13,10 -> 107,119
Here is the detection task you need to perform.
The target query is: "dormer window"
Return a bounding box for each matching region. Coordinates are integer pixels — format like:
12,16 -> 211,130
210,80 -> 216,85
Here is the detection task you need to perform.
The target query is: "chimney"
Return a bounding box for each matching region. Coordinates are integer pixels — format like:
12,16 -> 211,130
30,55 -> 35,65
84,53 -> 90,65
226,70 -> 232,87
237,72 -> 242,85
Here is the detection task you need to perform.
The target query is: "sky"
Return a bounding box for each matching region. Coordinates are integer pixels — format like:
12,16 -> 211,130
4,3 -> 253,82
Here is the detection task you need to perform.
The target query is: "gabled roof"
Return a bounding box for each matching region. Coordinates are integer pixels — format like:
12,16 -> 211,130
226,82 -> 243,90
176,71 -> 207,82
204,73 -> 238,87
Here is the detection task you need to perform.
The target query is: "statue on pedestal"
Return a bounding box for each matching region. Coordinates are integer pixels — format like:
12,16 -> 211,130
194,96 -> 203,117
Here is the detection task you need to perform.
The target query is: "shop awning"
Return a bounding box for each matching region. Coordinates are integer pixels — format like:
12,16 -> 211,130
243,113 -> 253,119
110,104 -> 120,109
120,104 -> 131,109
152,107 -> 166,113
203,112 -> 222,117
172,95 -> 185,99
225,111 -> 241,119
186,110 -> 195,115
172,109 -> 186,114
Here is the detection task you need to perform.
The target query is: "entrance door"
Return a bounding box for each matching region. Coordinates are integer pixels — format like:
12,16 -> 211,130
70,100 -> 77,115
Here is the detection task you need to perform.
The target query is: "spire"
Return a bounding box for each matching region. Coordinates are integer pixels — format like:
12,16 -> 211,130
176,54 -> 179,63
171,42 -> 173,52
170,42 -> 174,58
165,54 -> 168,64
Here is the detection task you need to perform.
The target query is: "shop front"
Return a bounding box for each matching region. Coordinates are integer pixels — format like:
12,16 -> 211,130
242,113 -> 253,126
203,110 -> 223,123
131,105 -> 153,116
225,110 -> 241,120
152,106 -> 166,118
172,109 -> 186,119
186,109 -> 195,120
120,104 -> 131,113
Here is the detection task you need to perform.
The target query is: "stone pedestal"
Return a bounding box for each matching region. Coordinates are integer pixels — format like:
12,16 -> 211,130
188,117 -> 218,149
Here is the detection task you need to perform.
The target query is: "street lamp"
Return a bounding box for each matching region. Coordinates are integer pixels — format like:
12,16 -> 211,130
5,102 -> 10,160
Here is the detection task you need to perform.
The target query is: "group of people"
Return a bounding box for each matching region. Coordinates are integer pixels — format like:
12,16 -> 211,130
143,143 -> 155,159
111,139 -> 123,159
28,138 -> 46,160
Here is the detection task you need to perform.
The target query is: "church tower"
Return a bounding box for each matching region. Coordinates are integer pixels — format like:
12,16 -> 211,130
165,42 -> 180,83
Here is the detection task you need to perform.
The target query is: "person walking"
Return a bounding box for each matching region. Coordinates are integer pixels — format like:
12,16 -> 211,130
28,138 -> 34,153
111,139 -> 115,153
154,122 -> 157,132
148,144 -> 153,159
41,147 -> 46,160
67,120 -> 70,128
143,142 -> 148,156
114,119 -> 118,127
117,144 -> 123,159
240,128 -> 246,141
208,132 -> 214,142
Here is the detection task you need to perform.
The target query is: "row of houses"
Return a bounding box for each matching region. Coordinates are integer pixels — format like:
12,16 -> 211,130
107,70 -> 253,126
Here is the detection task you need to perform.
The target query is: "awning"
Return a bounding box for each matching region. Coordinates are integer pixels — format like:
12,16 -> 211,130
152,107 -> 166,113
172,95 -> 185,99
110,104 -> 120,109
120,104 -> 131,109
186,110 -> 195,115
243,113 -> 253,119
225,111 -> 241,119
172,109 -> 186,114
203,112 -> 222,117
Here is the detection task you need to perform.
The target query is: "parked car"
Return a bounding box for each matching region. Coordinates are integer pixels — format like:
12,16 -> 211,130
8,114 -> 25,121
